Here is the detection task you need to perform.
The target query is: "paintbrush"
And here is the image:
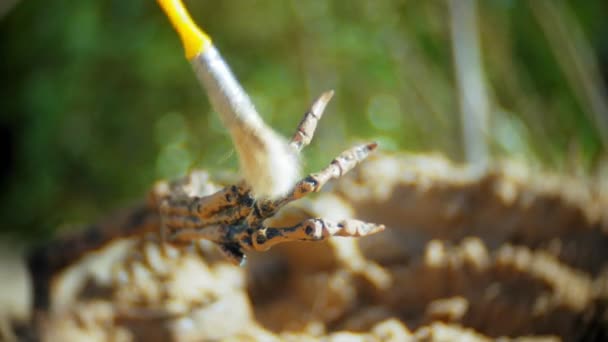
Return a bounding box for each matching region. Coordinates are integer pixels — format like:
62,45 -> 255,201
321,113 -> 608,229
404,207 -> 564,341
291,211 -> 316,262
157,0 -> 300,198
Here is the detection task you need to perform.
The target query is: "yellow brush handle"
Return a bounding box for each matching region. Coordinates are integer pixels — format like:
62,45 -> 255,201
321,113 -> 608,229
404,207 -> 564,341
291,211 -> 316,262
157,0 -> 212,59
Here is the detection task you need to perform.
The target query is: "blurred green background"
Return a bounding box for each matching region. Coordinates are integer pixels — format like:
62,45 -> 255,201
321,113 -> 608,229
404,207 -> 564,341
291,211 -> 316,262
0,0 -> 607,242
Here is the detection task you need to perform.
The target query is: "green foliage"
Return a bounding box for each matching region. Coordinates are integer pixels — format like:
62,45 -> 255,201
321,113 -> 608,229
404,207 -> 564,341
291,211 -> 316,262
0,0 -> 606,240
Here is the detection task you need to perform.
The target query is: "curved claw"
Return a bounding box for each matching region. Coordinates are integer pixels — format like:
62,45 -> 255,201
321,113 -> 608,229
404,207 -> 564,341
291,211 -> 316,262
308,142 -> 378,192
251,218 -> 386,251
290,90 -> 335,151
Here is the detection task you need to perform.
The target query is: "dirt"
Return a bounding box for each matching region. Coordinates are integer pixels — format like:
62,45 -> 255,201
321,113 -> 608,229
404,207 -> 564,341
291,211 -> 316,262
8,153 -> 608,341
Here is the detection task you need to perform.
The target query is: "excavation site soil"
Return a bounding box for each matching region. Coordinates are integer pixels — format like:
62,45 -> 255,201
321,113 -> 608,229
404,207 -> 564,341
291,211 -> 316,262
15,154 -> 608,341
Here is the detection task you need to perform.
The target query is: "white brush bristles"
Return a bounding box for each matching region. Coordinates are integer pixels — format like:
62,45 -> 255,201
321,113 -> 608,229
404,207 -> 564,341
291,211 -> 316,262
232,127 -> 300,198
192,46 -> 300,198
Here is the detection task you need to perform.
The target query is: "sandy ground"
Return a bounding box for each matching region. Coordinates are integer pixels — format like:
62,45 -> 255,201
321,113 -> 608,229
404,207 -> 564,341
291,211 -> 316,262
5,154 -> 608,341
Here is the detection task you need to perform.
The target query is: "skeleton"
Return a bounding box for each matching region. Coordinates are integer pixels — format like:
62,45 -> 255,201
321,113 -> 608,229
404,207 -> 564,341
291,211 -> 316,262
157,90 -> 384,265
150,0 -> 385,265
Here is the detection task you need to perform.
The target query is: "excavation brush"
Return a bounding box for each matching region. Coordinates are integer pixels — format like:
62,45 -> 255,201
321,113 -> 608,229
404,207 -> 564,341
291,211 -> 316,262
157,0 -> 300,198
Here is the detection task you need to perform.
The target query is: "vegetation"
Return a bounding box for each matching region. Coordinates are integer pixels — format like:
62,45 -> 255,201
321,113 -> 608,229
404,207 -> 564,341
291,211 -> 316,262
1,0 -> 606,241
